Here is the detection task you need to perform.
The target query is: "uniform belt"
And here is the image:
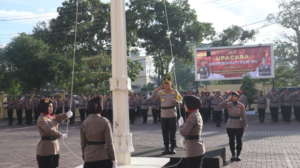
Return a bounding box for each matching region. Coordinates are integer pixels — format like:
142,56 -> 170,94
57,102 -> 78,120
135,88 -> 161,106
229,116 -> 240,119
258,103 -> 265,104
141,104 -> 148,105
87,141 -> 105,145
161,106 -> 175,109
41,136 -> 57,140
184,135 -> 200,140
271,102 -> 278,103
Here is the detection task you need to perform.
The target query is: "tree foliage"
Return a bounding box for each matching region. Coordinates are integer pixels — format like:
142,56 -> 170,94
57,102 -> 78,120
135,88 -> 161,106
240,74 -> 258,110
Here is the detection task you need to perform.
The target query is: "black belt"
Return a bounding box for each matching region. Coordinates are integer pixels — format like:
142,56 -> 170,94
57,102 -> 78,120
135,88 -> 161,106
161,106 -> 175,109
41,136 -> 57,140
87,141 -> 105,145
271,102 -> 278,103
229,116 -> 240,119
185,135 -> 200,140
141,104 -> 148,105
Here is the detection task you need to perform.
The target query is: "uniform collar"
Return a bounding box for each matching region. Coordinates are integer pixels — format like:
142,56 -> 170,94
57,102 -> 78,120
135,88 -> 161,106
89,114 -> 101,117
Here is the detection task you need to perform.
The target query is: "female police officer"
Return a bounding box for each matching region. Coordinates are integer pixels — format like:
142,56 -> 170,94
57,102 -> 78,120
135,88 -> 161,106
36,98 -> 73,168
80,96 -> 117,168
217,91 -> 248,162
178,95 -> 205,168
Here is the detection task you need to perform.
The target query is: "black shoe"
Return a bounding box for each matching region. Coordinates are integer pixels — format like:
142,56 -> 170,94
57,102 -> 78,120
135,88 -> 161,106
236,156 -> 241,161
230,156 -> 236,162
169,148 -> 176,154
162,148 -> 169,155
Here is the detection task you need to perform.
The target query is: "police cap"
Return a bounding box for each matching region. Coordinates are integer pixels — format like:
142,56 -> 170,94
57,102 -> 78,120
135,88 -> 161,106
231,91 -> 240,97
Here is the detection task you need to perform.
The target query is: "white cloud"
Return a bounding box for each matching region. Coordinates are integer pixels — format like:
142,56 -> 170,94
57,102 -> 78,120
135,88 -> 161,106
0,10 -> 58,24
38,8 -> 45,12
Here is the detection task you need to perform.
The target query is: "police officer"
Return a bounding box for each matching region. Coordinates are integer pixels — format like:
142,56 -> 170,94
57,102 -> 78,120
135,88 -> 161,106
105,94 -> 113,122
150,95 -> 160,123
199,91 -> 207,120
64,95 -> 69,114
178,95 -> 205,168
15,96 -> 23,125
67,96 -> 76,124
266,89 -> 280,122
34,96 -> 41,123
217,91 -> 248,162
56,96 -> 64,115
280,88 -> 293,122
24,96 -> 34,125
140,94 -> 150,124
238,90 -> 248,109
129,93 -> 137,124
258,57 -> 271,76
208,90 -> 224,127
151,77 -> 183,154
50,96 -> 57,114
80,96 -> 117,168
6,96 -> 14,125
205,91 -> 212,121
85,95 -> 91,116
36,98 -> 72,168
253,90 -> 267,122
197,60 -> 210,79
223,91 -> 231,122
77,93 -> 87,124
292,89 -> 300,121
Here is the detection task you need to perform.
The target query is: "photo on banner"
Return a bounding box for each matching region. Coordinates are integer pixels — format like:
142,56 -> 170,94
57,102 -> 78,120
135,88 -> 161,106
194,44 -> 275,81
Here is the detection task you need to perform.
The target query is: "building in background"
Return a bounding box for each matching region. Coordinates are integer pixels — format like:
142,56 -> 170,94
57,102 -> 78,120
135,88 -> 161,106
129,51 -> 158,92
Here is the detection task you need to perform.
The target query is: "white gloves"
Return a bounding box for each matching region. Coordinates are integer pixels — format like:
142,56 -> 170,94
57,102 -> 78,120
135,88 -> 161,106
180,137 -> 186,148
62,134 -> 68,139
178,117 -> 184,126
112,160 -> 117,168
135,109 -> 137,112
66,110 -> 73,118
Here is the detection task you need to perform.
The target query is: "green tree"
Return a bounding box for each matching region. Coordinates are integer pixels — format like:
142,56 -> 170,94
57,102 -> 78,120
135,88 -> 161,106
127,0 -> 214,81
141,83 -> 155,91
240,74 -> 258,110
172,57 -> 196,90
266,0 -> 300,80
4,33 -> 67,95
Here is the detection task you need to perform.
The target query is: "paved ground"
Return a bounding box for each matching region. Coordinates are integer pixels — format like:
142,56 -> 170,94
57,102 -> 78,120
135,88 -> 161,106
0,113 -> 300,168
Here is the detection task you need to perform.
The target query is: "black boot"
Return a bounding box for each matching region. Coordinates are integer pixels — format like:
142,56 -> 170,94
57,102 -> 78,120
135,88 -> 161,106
236,156 -> 241,161
169,147 -> 176,154
162,147 -> 169,155
230,156 -> 236,162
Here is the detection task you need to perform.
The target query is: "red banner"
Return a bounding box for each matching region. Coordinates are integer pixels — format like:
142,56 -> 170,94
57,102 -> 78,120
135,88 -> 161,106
195,45 -> 274,81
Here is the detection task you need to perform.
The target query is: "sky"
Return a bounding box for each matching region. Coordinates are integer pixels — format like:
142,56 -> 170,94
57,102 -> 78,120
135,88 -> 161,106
0,0 -> 294,46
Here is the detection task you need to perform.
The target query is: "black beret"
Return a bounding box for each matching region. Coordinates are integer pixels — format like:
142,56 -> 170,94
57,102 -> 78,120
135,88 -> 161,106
183,95 -> 201,111
38,98 -> 53,113
88,96 -> 103,114
231,91 -> 240,97
259,90 -> 263,93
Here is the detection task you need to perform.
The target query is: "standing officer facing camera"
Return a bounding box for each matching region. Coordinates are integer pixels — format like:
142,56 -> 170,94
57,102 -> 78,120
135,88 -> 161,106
151,77 -> 183,155
217,91 -> 248,162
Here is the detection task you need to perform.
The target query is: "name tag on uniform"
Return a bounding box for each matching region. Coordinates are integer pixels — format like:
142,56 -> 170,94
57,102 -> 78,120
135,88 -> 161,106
43,117 -> 47,121
171,91 -> 175,94
161,99 -> 165,102
162,92 -> 165,95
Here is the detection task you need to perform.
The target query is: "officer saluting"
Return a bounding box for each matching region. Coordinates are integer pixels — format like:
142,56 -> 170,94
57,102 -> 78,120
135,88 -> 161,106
80,96 -> 117,168
217,91 -> 248,162
197,60 -> 210,79
266,89 -> 280,122
178,95 -> 205,168
151,77 -> 183,154
129,93 -> 137,124
292,89 -> 300,121
6,96 -> 14,125
280,88 -> 293,122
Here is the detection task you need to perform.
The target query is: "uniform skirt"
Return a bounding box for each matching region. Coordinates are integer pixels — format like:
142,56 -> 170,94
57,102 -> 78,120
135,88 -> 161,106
37,154 -> 59,168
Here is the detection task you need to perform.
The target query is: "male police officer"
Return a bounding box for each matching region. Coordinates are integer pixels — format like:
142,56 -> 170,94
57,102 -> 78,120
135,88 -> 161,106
56,96 -> 64,115
266,89 -> 280,122
77,93 -> 87,124
238,90 -> 248,109
129,94 -> 137,124
292,89 -> 300,121
140,94 -> 150,124
150,96 -> 160,123
199,91 -> 207,120
253,90 -> 268,122
208,90 -> 224,127
6,96 -> 14,125
24,96 -> 34,125
197,60 -> 210,79
15,96 -> 23,125
151,78 -> 183,154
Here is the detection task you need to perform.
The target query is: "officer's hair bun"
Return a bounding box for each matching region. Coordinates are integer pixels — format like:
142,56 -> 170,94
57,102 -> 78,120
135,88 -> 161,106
88,96 -> 103,114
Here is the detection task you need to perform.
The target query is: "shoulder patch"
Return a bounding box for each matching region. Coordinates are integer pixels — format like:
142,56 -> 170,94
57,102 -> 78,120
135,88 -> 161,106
162,92 -> 165,95
43,117 -> 47,121
171,91 -> 175,94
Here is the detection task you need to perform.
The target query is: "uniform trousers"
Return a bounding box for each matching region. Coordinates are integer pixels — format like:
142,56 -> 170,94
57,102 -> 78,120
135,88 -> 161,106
129,109 -> 136,122
25,109 -> 32,124
227,128 -> 244,156
161,117 -> 177,148
158,109 -> 161,121
137,106 -> 141,117
7,109 -> 13,124
258,108 -> 265,120
56,108 -> 62,114
206,108 -> 212,121
186,155 -> 204,168
180,108 -> 185,121
199,108 -> 206,119
214,110 -> 222,126
16,109 -> 23,124
37,154 -> 59,168
294,106 -> 300,121
69,109 -> 76,123
224,109 -> 229,122
282,106 -> 292,121
152,109 -> 158,122
270,107 -> 279,121
83,159 -> 112,168
34,108 -> 39,122
107,109 -> 113,122
141,109 -> 148,123
79,109 -> 86,122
